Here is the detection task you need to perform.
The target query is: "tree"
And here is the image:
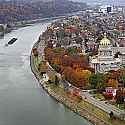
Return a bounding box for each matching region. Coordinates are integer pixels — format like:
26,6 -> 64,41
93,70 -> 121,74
89,74 -> 98,89
106,70 -> 120,81
63,67 -> 88,89
55,75 -> 59,86
61,55 -> 73,67
67,47 -> 77,56
116,89 -> 124,104
0,25 -> 4,32
74,70 -> 88,89
51,64 -> 61,73
107,79 -> 118,88
89,73 -> 105,89
121,75 -> 125,87
56,28 -> 65,40
32,48 -> 38,57
75,36 -> 83,44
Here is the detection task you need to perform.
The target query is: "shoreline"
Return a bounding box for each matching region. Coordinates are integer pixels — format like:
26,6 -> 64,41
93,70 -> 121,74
0,16 -> 63,38
30,40 -> 110,125
1,12 -> 80,38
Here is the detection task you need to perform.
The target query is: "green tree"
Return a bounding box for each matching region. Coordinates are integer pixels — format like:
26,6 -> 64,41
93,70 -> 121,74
0,25 -> 4,32
55,75 -> 59,86
89,73 -> 105,89
89,74 -> 98,89
122,75 -> 125,87
116,89 -> 124,104
67,47 -> 77,56
56,29 -> 65,40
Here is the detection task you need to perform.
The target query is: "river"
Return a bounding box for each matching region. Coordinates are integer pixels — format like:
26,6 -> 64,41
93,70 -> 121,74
0,20 -> 92,125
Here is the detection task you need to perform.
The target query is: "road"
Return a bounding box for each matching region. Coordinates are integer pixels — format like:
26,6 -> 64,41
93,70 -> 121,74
81,91 -> 125,118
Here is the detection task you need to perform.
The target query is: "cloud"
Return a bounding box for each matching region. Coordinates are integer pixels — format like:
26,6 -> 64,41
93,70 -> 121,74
71,0 -> 125,5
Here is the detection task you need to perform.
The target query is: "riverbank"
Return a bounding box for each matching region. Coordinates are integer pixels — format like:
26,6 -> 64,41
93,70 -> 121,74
30,49 -> 99,125
0,16 -> 64,39
0,10 -> 84,39
30,40 -> 125,125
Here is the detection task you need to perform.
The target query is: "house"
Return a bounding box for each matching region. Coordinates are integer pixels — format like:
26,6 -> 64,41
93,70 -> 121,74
103,87 -> 117,99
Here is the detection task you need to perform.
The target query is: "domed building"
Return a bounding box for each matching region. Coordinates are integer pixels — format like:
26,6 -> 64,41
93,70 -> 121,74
90,34 -> 121,73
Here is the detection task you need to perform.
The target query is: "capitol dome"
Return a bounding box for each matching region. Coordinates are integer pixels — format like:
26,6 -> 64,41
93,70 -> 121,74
100,34 -> 111,45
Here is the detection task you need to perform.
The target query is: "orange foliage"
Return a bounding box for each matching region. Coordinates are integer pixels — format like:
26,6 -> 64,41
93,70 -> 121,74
107,79 -> 118,88
63,67 -> 90,89
44,46 -> 92,89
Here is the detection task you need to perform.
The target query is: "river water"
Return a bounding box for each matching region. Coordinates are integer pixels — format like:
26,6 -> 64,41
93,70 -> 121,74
0,20 -> 92,125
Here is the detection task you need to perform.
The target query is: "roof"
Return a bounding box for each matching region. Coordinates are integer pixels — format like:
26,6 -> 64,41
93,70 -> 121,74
100,34 -> 111,45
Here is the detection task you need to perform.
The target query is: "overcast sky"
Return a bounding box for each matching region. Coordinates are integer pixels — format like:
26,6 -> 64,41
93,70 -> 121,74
72,0 -> 125,6
3,0 -> 125,6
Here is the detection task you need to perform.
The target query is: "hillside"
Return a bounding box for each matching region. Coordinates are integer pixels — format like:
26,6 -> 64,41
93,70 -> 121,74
0,0 -> 88,24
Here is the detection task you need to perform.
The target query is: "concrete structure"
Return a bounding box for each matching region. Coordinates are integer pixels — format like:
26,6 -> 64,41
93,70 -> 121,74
119,53 -> 125,65
112,47 -> 125,54
90,34 -> 121,73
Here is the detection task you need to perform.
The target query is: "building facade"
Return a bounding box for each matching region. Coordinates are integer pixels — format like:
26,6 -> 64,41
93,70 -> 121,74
90,34 -> 121,73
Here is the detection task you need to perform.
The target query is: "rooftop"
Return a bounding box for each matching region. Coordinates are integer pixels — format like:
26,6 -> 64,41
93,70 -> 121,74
100,34 -> 111,45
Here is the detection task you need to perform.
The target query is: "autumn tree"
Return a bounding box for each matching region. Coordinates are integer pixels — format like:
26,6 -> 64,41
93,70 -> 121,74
107,79 -> 118,88
44,45 -> 92,89
44,47 -> 54,63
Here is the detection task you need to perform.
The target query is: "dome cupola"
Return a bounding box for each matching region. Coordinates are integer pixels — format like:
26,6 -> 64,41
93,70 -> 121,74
100,33 -> 111,45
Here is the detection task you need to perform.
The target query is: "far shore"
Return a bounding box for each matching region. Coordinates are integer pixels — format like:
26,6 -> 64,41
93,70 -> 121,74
0,11 -> 82,38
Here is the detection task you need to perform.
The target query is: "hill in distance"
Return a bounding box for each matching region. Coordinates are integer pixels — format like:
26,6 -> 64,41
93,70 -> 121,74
0,0 -> 88,24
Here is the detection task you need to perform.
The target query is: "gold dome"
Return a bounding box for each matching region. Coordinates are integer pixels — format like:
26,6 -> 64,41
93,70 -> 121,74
100,34 -> 111,45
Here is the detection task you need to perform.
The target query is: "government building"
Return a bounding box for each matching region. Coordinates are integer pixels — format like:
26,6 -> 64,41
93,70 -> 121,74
90,34 -> 121,73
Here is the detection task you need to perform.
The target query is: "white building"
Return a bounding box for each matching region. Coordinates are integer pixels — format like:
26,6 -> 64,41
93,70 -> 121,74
119,53 -> 125,65
90,34 -> 121,73
99,5 -> 113,14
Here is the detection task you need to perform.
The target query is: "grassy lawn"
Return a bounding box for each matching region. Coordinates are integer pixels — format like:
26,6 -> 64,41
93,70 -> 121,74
92,93 -> 105,101
77,98 -> 125,125
114,103 -> 125,110
78,101 -> 110,124
90,91 -> 105,101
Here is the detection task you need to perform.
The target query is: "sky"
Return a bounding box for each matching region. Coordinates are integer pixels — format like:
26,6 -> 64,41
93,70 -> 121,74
72,0 -> 125,6
2,0 -> 125,6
